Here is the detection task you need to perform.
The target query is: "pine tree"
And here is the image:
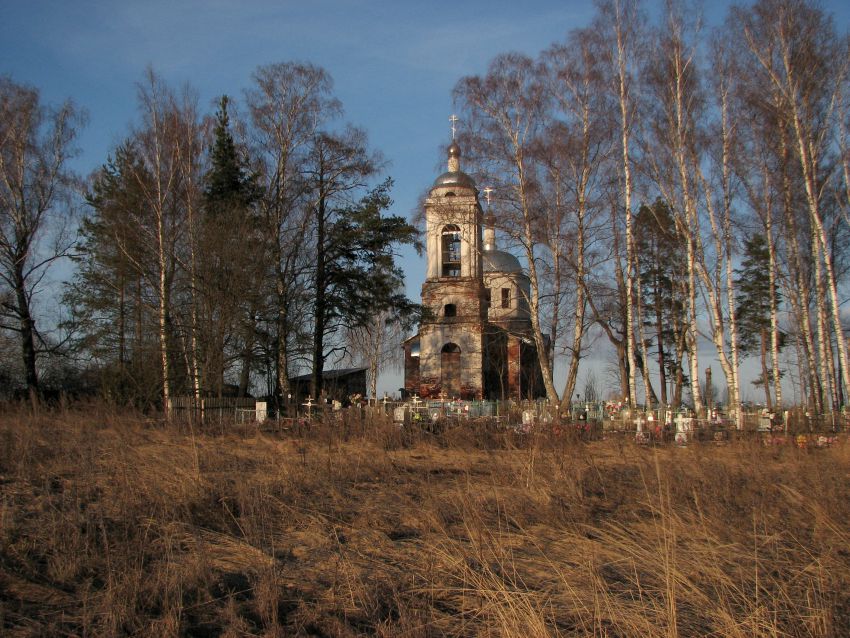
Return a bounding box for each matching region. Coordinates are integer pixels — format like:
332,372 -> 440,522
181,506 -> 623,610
199,95 -> 263,396
634,200 -> 689,408
67,144 -> 161,406
735,233 -> 785,409
204,96 -> 259,214
308,168 -> 419,399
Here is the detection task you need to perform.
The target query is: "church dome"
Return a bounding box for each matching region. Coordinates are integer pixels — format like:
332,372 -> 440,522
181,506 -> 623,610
483,249 -> 522,273
432,139 -> 477,191
433,170 -> 477,190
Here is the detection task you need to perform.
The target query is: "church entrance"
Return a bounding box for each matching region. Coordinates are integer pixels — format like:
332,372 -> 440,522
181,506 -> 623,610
440,343 -> 461,397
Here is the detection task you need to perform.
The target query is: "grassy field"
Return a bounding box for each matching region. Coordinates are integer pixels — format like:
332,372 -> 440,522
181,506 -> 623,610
1,408 -> 849,637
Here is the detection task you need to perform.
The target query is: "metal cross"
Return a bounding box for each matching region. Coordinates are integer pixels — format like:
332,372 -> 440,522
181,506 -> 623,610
449,114 -> 459,140
482,187 -> 494,207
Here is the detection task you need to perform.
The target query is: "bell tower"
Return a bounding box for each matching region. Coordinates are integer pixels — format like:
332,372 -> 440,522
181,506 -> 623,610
416,140 -> 487,399
403,124 -> 547,401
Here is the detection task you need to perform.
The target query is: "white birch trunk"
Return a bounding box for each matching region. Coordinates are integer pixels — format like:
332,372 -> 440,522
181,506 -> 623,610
518,170 -> 560,402
719,83 -> 743,428
176,127 -> 202,402
745,17 -> 850,407
613,1 -> 638,410
138,74 -> 179,418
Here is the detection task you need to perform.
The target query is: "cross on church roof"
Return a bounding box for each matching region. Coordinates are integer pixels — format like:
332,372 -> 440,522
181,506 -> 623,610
482,187 -> 494,208
449,114 -> 459,140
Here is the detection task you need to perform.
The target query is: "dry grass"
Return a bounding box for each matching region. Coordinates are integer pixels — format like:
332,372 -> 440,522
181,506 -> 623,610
1,407 -> 849,637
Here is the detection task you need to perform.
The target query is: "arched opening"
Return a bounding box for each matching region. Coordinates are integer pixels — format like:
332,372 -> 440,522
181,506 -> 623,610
444,191 -> 456,197
440,343 -> 461,397
444,303 -> 457,317
441,225 -> 461,277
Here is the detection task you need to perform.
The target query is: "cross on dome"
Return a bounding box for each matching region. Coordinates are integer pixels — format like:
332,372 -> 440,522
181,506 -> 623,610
482,187 -> 494,208
449,114 -> 459,140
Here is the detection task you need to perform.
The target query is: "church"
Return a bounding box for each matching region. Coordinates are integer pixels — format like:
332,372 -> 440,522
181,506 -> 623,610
403,140 -> 546,400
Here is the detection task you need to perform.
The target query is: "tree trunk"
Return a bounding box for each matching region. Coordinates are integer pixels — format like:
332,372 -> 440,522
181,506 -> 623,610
157,217 -> 171,417
559,194 -> 587,412
276,276 -> 291,402
655,270 -> 668,407
14,259 -> 39,402
720,82 -> 743,428
311,168 -> 327,401
617,58 -> 638,410
763,169 -> 783,410
238,329 -> 254,397
780,131 -> 822,413
760,328 -> 773,410
684,237 -> 703,415
785,78 -> 850,409
516,153 -> 560,402
634,250 -> 654,411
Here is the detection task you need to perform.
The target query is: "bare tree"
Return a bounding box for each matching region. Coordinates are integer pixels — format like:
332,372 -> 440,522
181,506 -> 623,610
642,0 -> 710,416
246,62 -> 339,405
594,0 -> 644,409
454,52 -> 560,401
173,85 -> 206,402
541,28 -> 614,411
345,307 -> 406,401
0,76 -> 82,402
735,0 -> 850,407
127,69 -> 191,415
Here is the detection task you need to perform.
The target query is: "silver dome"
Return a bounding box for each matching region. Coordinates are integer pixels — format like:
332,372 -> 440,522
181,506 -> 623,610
483,249 -> 522,273
432,170 -> 477,190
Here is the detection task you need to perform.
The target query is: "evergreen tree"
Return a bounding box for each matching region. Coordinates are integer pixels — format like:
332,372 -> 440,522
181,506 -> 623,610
199,95 -> 263,396
735,233 -> 784,409
67,144 -> 161,406
308,173 -> 419,399
204,96 -> 259,214
634,200 -> 689,407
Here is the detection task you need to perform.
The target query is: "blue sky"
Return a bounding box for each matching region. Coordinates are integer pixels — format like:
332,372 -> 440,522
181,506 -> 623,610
3,0 -> 849,399
1,1 -> 599,292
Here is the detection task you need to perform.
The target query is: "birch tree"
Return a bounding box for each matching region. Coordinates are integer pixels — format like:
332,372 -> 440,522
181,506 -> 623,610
642,0 -> 714,416
454,52 -> 560,401
735,0 -> 850,407
542,27 -> 614,411
0,77 -> 81,402
128,69 -> 189,415
345,306 -> 407,401
594,0 -> 643,409
246,62 -> 339,406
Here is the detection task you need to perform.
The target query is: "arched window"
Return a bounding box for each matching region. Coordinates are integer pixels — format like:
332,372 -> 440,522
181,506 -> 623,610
440,342 -> 461,396
441,225 -> 461,277
444,303 -> 457,317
